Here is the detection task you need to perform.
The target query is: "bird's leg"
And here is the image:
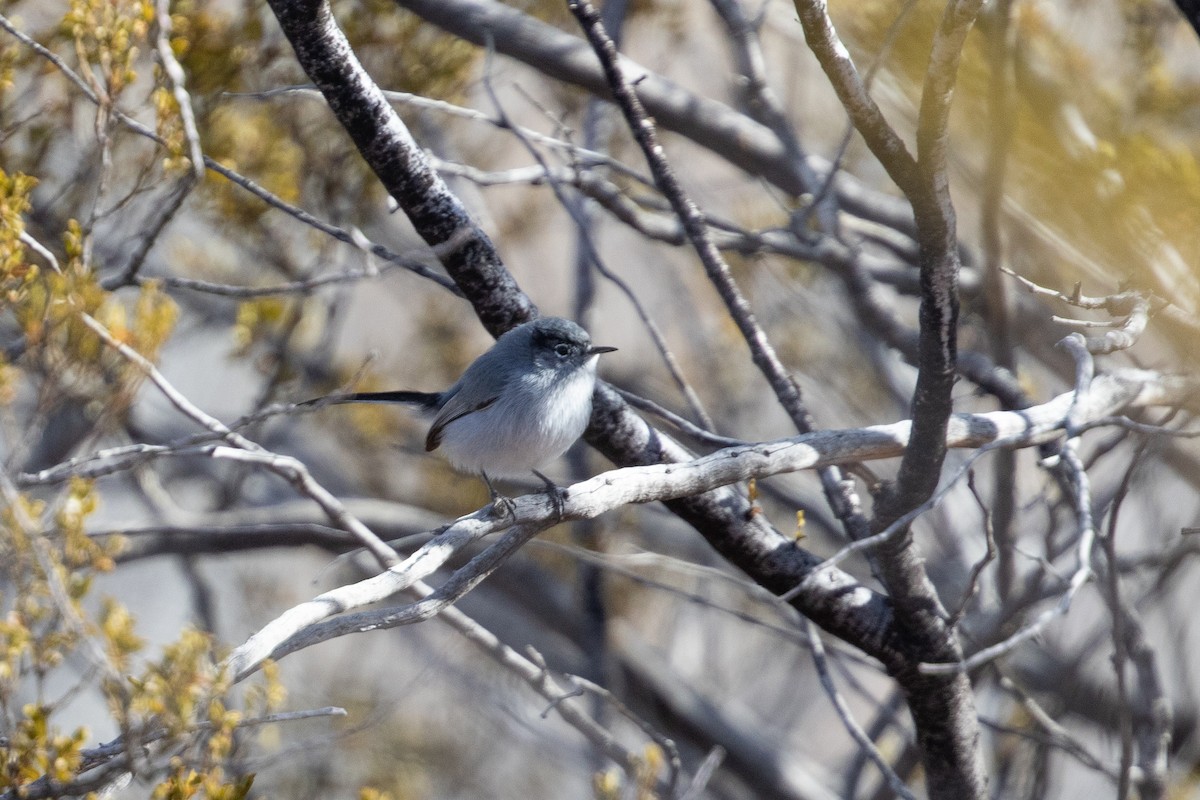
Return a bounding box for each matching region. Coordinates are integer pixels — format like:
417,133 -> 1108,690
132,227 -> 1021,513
532,469 -> 567,523
481,471 -> 517,519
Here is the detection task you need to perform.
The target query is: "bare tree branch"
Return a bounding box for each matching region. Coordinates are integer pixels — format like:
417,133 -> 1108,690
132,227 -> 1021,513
224,365 -> 1196,682
791,0 -> 919,192
79,313 -> 403,569
258,0 -> 894,682
565,0 -> 876,588
264,0 -> 533,335
1005,268 -> 1156,354
805,618 -> 917,800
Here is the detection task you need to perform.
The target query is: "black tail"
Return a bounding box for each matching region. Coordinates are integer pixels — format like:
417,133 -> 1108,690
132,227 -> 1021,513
300,390 -> 442,410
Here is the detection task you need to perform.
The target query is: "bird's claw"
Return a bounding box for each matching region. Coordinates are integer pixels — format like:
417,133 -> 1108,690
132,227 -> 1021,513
481,471 -> 518,520
532,469 -> 568,523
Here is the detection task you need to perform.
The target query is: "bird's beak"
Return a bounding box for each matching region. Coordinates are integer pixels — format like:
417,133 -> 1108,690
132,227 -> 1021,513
588,345 -> 618,355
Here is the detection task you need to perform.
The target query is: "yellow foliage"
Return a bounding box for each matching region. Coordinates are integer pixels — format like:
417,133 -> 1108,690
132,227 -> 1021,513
358,788 -> 397,800
55,477 -> 116,572
13,221 -> 105,349
38,223 -> 182,387
232,297 -> 288,354
338,0 -> 477,101
173,4 -> 256,97
636,744 -> 664,799
243,658 -> 287,714
0,42 -> 17,100
204,106 -> 304,223
62,0 -> 154,99
0,481 -> 134,794
0,523 -> 271,796
590,744 -> 665,798
151,761 -> 204,800
128,628 -> 222,733
5,213 -> 178,413
1,704 -> 88,789
146,665 -> 257,800
0,169 -> 38,294
154,85 -> 191,173
0,610 -> 32,694
592,767 -> 622,800
132,279 -> 180,362
99,598 -> 145,670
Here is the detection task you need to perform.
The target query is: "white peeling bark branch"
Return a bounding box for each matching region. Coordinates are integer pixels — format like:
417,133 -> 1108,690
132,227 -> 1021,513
257,0 -> 881,661
224,367 -> 1197,681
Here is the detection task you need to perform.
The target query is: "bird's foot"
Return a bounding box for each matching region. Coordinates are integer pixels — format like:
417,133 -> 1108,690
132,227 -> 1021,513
482,472 -> 518,520
532,469 -> 568,523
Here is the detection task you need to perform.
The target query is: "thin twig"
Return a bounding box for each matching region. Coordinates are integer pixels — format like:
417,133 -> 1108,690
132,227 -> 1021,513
614,388 -> 746,447
429,589 -> 649,784
678,746 -> 725,800
947,470 -> 998,627
994,673 -> 1120,780
783,439 -> 1014,600
567,0 -> 875,550
78,706 -> 348,767
710,0 -> 832,229
0,11 -> 457,294
77,313 -> 401,569
225,83 -> 654,189
922,443 -> 1096,675
534,650 -> 683,795
1099,439 -> 1171,798
1003,267 -> 1156,354
480,62 -> 715,430
804,618 -> 917,800
19,230 -> 61,273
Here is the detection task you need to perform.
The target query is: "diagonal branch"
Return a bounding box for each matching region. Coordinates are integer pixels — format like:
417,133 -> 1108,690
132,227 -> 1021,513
259,0 -> 888,667
565,0 -> 875,553
79,313 -> 402,570
791,0 -> 919,193
791,3 -> 988,797
224,367 -> 1197,681
264,0 -> 533,335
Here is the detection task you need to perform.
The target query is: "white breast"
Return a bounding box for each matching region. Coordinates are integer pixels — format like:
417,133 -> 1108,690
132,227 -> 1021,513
436,359 -> 598,478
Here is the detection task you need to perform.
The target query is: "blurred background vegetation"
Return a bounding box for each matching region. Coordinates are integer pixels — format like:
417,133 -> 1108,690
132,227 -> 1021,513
1,0 -> 1199,798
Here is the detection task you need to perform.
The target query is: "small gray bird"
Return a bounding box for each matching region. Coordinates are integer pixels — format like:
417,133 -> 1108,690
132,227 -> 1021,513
306,317 -> 616,497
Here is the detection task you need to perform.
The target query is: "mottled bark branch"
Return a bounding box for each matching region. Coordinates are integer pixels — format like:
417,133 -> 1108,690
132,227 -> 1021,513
265,0 -> 533,335
222,366 -> 1195,681
261,0 -> 895,686
1173,0 -> 1200,38
388,0 -> 1032,416
793,1 -> 988,796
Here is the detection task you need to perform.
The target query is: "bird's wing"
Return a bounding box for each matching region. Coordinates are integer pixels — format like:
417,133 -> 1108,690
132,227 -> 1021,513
425,392 -> 499,452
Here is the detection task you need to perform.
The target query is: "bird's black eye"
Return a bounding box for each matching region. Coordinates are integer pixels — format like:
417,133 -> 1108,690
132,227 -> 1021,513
554,342 -> 572,357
